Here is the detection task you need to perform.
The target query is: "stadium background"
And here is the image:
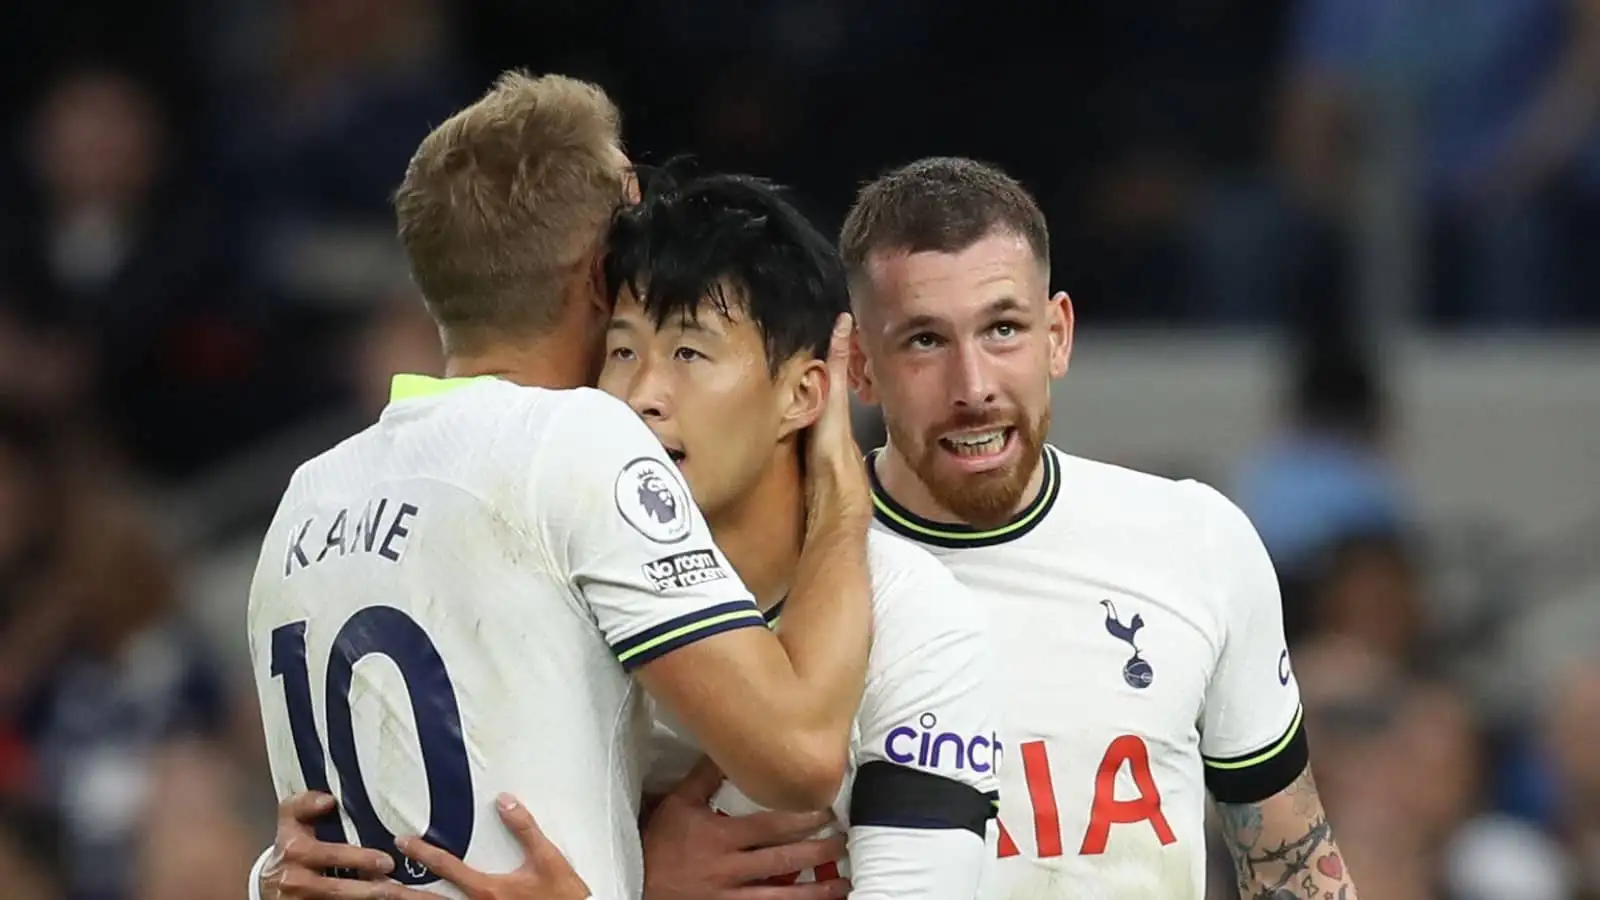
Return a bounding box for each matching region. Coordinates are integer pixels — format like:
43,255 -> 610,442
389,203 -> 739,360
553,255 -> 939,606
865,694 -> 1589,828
0,1 -> 1597,898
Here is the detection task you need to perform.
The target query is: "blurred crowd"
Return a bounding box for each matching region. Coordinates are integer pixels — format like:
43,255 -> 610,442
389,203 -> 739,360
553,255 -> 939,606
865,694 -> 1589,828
0,2 -> 1596,899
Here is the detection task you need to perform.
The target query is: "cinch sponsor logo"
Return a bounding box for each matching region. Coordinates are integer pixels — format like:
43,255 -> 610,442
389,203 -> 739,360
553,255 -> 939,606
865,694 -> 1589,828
884,713 -> 1001,773
642,550 -> 728,592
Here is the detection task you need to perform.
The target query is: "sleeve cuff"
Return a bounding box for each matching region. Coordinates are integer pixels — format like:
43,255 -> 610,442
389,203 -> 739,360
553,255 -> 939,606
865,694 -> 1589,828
611,601 -> 768,671
1203,705 -> 1310,804
248,845 -> 273,900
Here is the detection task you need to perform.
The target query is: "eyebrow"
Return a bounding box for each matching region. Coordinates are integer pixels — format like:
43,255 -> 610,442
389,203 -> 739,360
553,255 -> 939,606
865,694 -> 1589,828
890,296 -> 1026,339
606,312 -> 718,336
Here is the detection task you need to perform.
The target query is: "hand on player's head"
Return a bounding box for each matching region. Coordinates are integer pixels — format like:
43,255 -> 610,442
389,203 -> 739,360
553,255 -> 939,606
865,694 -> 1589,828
641,758 -> 849,900
803,313 -> 872,534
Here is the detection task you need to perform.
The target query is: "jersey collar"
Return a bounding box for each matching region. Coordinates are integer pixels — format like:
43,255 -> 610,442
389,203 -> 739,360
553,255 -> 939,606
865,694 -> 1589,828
867,446 -> 1061,549
388,373 -> 498,402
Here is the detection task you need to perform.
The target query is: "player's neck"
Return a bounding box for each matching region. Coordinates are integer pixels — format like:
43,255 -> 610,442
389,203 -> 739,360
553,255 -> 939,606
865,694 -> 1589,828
443,340 -> 592,391
707,451 -> 804,613
875,439 -> 1047,525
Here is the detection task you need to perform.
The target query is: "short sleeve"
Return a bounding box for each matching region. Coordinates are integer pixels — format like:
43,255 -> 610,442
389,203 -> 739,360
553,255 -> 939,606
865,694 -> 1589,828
530,389 -> 764,671
1193,484 -> 1309,804
850,546 -> 998,833
844,549 -> 997,898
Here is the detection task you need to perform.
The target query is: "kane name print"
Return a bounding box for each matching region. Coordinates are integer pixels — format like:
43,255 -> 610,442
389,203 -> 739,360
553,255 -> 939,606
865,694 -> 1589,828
641,550 -> 728,592
284,498 -> 420,577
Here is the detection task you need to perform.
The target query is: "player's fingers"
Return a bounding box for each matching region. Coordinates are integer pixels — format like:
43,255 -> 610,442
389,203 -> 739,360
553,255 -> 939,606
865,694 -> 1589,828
495,794 -> 564,868
724,877 -> 851,900
280,791 -> 337,824
725,809 -> 834,849
279,833 -> 394,877
729,835 -> 847,881
823,314 -> 854,410
393,836 -> 484,896
670,756 -> 726,805
275,867 -> 394,900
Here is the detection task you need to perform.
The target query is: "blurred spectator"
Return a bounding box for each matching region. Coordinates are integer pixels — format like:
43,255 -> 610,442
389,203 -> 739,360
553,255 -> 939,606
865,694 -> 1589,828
1543,660 -> 1600,898
354,291 -> 445,417
1231,340 -> 1409,639
130,740 -> 256,900
0,64 -> 284,480
216,0 -> 469,287
15,498 -> 240,900
1305,530 -> 1427,667
0,800 -> 63,900
0,290 -> 91,416
1278,0 -> 1600,327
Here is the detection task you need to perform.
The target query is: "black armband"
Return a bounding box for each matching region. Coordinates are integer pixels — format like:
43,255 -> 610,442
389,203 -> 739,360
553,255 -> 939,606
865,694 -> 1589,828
849,760 -> 997,838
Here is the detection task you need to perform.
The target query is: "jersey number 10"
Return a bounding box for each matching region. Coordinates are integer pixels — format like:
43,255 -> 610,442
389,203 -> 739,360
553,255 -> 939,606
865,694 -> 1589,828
269,606 -> 475,886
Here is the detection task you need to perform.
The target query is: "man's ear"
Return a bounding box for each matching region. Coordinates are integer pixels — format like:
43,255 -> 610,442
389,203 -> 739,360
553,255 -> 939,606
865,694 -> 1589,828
776,357 -> 827,441
1047,290 -> 1073,379
848,329 -> 878,405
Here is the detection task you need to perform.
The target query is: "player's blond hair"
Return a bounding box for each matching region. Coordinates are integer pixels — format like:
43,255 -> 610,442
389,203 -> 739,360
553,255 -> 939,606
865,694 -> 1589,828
394,71 -> 625,354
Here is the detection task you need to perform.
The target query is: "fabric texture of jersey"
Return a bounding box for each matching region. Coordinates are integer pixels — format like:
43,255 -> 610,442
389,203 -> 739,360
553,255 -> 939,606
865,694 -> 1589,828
248,375 -> 760,900
645,530 -> 1000,898
869,446 -> 1305,900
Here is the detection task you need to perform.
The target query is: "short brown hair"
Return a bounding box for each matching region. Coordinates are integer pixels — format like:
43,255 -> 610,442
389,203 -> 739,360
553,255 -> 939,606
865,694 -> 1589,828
394,71 -> 624,352
839,157 -> 1049,287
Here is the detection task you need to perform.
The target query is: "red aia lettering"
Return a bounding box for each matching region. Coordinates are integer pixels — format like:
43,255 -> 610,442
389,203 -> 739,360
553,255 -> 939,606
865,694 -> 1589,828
996,736 -> 1174,860
1080,735 -> 1176,854
998,740 -> 1060,858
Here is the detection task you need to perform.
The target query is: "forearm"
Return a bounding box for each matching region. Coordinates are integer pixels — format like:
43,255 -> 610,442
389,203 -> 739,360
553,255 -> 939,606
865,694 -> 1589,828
636,520 -> 870,811
1215,769 -> 1359,900
774,515 -> 872,747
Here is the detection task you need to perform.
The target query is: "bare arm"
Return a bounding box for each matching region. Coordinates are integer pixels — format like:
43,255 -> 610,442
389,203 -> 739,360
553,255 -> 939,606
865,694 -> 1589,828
1215,767 -> 1357,900
635,517 -> 870,811
635,314 -> 872,811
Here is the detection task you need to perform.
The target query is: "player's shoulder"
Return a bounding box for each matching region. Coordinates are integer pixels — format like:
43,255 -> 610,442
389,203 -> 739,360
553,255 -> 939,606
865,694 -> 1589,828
446,381 -> 628,436
865,530 -> 985,644
1052,446 -> 1243,532
866,529 -> 962,597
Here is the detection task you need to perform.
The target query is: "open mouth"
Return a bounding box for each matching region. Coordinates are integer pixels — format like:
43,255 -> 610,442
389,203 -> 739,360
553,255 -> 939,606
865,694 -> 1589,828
665,448 -> 686,464
938,427 -> 1014,459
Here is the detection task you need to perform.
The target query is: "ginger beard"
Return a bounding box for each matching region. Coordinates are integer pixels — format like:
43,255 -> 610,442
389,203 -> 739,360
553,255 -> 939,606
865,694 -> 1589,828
888,402 -> 1051,528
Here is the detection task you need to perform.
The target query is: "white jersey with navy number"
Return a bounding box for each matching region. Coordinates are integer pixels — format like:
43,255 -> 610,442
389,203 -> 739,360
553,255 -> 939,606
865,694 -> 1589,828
868,446 -> 1307,900
645,531 -> 1001,899
247,374 -> 764,900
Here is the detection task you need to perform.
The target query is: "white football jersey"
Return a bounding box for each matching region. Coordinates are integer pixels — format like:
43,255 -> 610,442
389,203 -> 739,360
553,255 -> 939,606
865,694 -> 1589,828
247,375 -> 764,900
869,446 -> 1306,900
645,531 -> 1001,899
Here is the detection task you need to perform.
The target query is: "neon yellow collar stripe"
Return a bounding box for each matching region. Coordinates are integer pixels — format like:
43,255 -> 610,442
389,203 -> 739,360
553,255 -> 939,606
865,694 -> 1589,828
389,374 -> 496,402
868,448 -> 1061,548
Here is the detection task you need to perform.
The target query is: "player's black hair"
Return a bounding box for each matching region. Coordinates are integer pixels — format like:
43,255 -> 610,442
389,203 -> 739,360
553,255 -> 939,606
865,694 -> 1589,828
603,160 -> 848,373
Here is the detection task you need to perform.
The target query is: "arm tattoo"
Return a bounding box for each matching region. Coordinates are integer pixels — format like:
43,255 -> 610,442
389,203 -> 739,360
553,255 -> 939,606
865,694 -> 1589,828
1215,769 -> 1357,900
